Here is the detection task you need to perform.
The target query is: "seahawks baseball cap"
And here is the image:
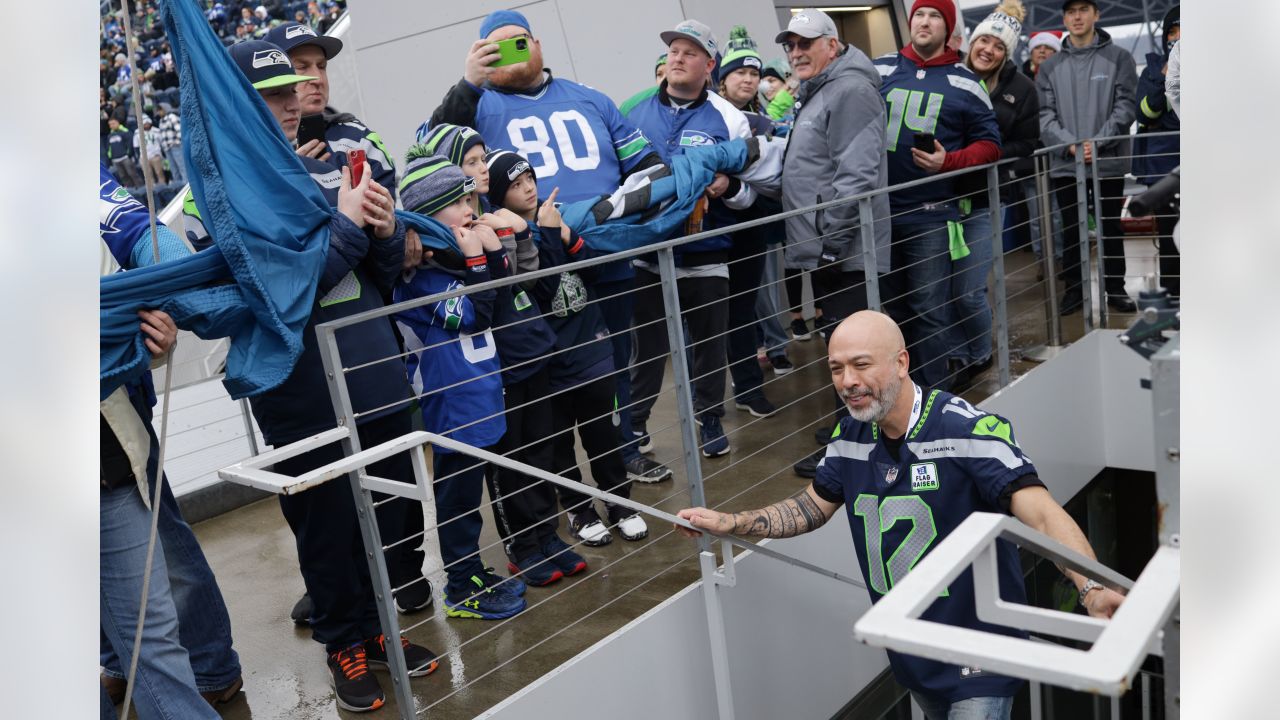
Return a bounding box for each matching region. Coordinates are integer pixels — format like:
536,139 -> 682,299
660,19 -> 718,58
229,40 -> 316,90
265,21 -> 343,59
775,9 -> 839,43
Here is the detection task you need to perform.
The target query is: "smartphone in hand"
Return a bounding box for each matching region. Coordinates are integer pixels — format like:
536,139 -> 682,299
493,36 -> 532,67
913,133 -> 936,153
348,149 -> 366,186
297,114 -> 327,148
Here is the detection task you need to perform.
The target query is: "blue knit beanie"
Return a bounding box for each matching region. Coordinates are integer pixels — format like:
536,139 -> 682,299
399,148 -> 476,216
479,9 -> 531,40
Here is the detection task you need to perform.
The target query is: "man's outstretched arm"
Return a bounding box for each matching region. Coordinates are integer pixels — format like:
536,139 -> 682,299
676,485 -> 841,539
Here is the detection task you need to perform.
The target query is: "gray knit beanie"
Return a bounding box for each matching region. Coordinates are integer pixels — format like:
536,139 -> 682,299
399,146 -> 476,216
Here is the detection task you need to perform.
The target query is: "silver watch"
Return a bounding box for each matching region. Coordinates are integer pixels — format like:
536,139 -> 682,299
1078,579 -> 1103,607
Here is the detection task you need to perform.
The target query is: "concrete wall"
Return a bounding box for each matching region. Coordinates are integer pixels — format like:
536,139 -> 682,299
342,0 -> 784,166
478,330 -> 1158,718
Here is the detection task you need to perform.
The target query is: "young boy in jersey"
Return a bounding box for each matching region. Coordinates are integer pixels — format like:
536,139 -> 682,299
485,150 -> 649,546
400,154 -> 588,588
391,150 -> 528,620
414,122 -> 492,216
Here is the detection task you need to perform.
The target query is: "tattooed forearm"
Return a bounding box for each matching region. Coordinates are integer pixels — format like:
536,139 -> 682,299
731,490 -> 831,539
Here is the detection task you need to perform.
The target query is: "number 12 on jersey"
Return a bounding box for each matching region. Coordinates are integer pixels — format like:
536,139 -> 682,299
853,494 -> 946,596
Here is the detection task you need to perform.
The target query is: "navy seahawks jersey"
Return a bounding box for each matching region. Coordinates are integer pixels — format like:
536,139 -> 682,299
473,78 -> 652,204
392,260 -> 505,453
873,53 -> 1001,220
813,388 -> 1034,701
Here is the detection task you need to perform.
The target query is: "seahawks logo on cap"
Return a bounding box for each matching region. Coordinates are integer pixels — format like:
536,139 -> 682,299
507,160 -> 531,180
794,13 -> 810,23
286,24 -> 317,39
252,49 -> 290,69
743,56 -> 761,69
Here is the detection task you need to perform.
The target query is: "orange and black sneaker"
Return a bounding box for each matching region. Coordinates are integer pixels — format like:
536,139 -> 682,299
327,642 -> 385,713
364,633 -> 440,678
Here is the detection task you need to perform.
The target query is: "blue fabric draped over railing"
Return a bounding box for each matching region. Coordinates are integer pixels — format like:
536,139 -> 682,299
99,0 -> 332,401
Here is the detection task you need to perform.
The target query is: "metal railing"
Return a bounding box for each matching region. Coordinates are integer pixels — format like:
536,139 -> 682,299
214,131 -> 1179,718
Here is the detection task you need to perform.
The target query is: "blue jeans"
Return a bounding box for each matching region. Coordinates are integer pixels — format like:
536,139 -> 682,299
755,246 -> 790,359
886,221 -> 954,390
100,485 -> 220,720
101,474 -> 241,693
911,692 -> 1013,720
951,210 -> 994,365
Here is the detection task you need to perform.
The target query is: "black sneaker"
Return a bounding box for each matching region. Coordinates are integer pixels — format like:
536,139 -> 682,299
770,355 -> 795,376
290,592 -> 313,626
394,577 -> 434,615
569,507 -> 613,547
625,455 -> 673,483
1107,294 -> 1137,313
790,318 -> 812,341
793,447 -> 827,479
327,642 -> 385,713
364,633 -> 439,677
1059,287 -> 1083,316
734,395 -> 778,418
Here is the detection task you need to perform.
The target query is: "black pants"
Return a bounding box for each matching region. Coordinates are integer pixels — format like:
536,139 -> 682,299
1155,207 -> 1180,297
1053,175 -> 1126,297
486,365 -> 561,561
726,240 -> 767,403
812,269 -> 872,415
550,375 -> 632,519
630,268 -> 729,427
275,408 -> 424,652
785,267 -> 806,315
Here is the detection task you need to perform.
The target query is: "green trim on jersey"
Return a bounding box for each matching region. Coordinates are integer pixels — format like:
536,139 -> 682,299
618,85 -> 659,116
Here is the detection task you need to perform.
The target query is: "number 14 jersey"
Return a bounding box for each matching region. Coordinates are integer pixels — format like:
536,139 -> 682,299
813,388 -> 1035,701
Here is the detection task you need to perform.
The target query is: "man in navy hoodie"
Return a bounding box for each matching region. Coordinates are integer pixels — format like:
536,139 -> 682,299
875,0 -> 1001,391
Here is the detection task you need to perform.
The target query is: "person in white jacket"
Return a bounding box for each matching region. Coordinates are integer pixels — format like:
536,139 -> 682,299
1165,39 -> 1181,118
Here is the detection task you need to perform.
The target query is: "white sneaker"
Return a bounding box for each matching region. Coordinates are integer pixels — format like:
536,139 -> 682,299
614,513 -> 649,541
569,512 -> 612,546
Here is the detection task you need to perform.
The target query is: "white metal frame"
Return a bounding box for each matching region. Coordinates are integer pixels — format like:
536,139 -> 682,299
853,511 -> 1180,695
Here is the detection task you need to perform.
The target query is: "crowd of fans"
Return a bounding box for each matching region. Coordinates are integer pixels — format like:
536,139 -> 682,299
98,0 -> 346,204
100,1 -> 1181,717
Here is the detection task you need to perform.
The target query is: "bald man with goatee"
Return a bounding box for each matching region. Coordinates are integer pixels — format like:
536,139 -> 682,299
677,311 -> 1123,718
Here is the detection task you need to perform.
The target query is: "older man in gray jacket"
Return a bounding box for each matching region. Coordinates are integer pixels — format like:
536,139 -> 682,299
776,9 -> 891,478
1037,0 -> 1138,314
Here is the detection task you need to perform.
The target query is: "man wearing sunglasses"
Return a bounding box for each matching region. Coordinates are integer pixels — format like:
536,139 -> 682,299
775,8 -> 892,480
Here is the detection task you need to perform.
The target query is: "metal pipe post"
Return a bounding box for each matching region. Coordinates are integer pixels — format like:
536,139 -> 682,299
655,247 -> 736,720
1089,142 -> 1109,328
1074,147 -> 1094,332
317,326 -> 417,719
1024,155 -> 1065,363
986,165 -> 1011,387
238,398 -> 260,457
857,196 -> 881,311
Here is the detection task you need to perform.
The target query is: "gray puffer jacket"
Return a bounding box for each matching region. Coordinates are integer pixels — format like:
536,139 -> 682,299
780,44 -> 891,274
1036,28 -> 1138,179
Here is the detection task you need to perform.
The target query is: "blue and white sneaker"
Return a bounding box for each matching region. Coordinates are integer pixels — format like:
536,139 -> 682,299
697,415 -> 730,457
443,575 -> 527,620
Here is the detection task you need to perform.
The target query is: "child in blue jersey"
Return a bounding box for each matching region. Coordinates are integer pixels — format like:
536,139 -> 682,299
485,150 -> 650,547
392,149 -> 528,620
397,150 -> 588,589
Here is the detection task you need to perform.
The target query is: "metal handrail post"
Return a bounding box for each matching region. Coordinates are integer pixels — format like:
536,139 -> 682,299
1089,138 -> 1109,328
986,165 -> 1011,387
1074,147 -> 1094,333
317,325 -> 417,719
655,247 -> 736,720
1023,156 -> 1064,363
238,398 -> 260,456
857,196 -> 881,311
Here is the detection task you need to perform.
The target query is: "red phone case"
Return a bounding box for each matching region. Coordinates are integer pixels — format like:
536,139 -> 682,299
349,149 -> 366,185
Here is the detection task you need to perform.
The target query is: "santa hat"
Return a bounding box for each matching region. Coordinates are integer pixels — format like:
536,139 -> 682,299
1028,30 -> 1063,53
971,0 -> 1026,58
